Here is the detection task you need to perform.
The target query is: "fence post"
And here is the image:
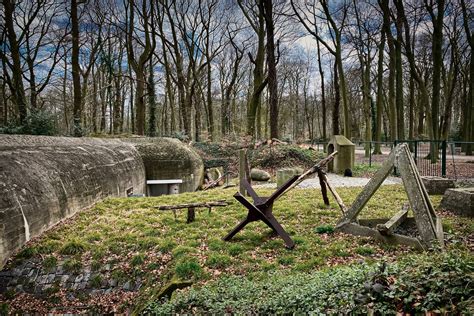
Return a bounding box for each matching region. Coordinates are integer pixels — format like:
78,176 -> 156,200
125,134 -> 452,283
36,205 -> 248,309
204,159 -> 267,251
414,141 -> 418,165
441,140 -> 447,178
393,140 -> 398,175
369,142 -> 372,167
239,149 -> 247,196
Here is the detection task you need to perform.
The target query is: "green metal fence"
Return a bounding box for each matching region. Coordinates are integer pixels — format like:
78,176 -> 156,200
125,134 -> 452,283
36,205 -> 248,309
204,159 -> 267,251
317,139 -> 474,179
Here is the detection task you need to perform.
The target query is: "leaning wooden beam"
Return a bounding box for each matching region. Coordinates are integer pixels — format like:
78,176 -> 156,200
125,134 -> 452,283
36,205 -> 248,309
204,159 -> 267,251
397,145 -> 438,246
280,151 -> 338,198
321,175 -> 347,214
203,172 -> 235,191
336,148 -> 396,228
317,170 -> 330,206
376,206 -> 409,236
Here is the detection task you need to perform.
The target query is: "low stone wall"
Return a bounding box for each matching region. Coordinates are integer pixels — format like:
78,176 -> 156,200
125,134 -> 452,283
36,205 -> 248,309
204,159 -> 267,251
0,136 -> 146,267
440,188 -> 474,217
421,176 -> 455,195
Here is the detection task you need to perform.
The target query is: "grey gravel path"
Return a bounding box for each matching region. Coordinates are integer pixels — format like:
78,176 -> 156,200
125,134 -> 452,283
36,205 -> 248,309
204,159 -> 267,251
255,173 -> 402,189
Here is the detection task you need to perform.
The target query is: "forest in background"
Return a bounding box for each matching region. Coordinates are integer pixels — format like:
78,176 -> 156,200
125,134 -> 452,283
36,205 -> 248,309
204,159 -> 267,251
0,0 -> 473,154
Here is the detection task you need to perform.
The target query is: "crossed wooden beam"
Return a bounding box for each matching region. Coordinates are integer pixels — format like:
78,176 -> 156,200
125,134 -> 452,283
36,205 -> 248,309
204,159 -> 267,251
223,176 -> 299,249
223,152 -> 339,249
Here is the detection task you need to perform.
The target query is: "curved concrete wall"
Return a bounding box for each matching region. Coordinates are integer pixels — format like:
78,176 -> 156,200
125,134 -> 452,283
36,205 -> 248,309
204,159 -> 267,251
0,135 -> 146,267
125,137 -> 204,192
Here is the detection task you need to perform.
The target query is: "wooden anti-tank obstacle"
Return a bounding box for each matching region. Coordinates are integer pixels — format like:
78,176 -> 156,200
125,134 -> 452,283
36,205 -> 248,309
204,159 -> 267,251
335,144 -> 444,250
224,152 -> 339,249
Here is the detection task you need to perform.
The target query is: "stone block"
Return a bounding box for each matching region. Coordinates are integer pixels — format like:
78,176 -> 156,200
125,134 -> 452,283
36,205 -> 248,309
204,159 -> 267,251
250,168 -> 271,182
277,167 -> 303,188
440,188 -> 474,217
421,176 -> 455,195
327,135 -> 355,174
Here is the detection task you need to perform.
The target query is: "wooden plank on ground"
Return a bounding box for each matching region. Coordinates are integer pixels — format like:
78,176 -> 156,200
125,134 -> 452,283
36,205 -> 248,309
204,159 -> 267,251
376,207 -> 408,236
339,222 -> 424,250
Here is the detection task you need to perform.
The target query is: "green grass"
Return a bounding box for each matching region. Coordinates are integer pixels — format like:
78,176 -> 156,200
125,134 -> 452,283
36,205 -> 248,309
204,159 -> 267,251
42,256 -> 57,271
7,185 -> 473,313
175,258 -> 203,279
145,251 -> 474,314
352,163 -> 382,177
63,258 -> 82,273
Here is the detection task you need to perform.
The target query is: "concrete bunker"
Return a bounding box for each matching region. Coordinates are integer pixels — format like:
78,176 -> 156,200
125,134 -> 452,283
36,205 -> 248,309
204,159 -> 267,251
125,137 -> 204,195
0,136 -> 204,267
0,135 -> 146,267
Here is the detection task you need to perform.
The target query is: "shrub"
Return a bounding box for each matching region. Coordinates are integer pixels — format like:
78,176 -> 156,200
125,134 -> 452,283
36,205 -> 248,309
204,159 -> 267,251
42,256 -> 58,271
37,240 -> 61,254
172,246 -> 197,258
90,274 -> 102,288
63,259 -> 82,273
228,244 -> 244,257
131,253 -> 146,266
206,254 -> 231,269
60,240 -> 86,255
314,225 -> 334,234
0,110 -> 57,136
175,258 -> 202,280
145,251 -> 473,314
16,247 -> 36,260
355,246 -> 375,256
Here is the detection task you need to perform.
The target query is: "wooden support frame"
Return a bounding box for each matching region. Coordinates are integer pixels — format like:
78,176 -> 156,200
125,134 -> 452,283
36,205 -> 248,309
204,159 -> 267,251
336,144 -> 444,250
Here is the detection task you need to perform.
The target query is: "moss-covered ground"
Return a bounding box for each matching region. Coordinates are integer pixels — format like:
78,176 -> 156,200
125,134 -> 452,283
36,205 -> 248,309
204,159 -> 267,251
1,185 -> 473,313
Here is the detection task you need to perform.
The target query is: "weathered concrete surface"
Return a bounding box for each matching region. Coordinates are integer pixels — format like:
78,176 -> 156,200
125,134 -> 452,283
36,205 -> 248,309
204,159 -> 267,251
421,176 -> 455,195
0,135 -> 146,268
124,137 -> 204,193
327,135 -> 355,173
440,188 -> 474,217
276,167 -> 303,187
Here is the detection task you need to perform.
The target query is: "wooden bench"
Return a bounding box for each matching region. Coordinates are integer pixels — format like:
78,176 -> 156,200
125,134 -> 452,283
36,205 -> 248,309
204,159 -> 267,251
147,179 -> 182,196
156,200 -> 229,223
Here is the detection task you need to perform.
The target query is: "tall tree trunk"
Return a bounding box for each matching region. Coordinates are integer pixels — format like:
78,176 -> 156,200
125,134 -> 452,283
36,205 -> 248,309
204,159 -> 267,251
374,30 -> 385,154
316,39 -> 327,141
333,62 -> 340,135
2,0 -> 27,124
147,59 -> 157,136
429,0 -> 445,143
71,0 -> 82,136
263,0 -> 278,139
395,24 -> 404,140
380,0 -> 397,141
92,67 -> 98,133
135,69 -> 146,135
206,61 -> 214,140
241,0 -> 266,139
408,76 -> 415,140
